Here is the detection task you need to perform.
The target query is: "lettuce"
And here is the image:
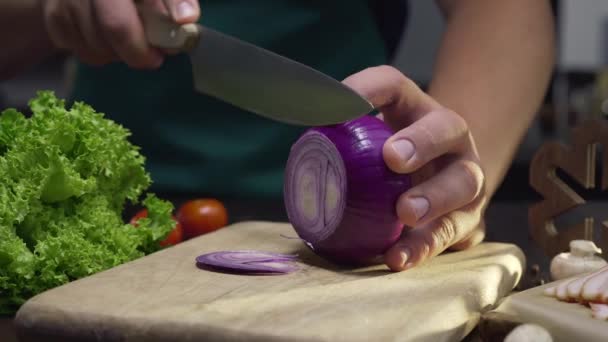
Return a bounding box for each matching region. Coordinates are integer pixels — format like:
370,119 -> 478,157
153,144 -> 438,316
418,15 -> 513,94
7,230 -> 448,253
0,91 -> 175,315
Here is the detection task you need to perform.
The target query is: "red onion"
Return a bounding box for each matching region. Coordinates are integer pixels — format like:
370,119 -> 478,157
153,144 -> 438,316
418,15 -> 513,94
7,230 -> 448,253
284,115 -> 412,265
195,250 -> 299,274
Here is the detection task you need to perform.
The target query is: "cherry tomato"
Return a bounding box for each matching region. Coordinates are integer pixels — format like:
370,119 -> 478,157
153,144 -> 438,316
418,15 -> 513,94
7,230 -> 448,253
176,199 -> 228,239
129,209 -> 149,225
130,209 -> 183,247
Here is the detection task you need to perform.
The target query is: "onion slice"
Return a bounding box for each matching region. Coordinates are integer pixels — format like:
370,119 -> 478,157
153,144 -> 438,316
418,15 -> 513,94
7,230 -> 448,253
195,250 -> 299,275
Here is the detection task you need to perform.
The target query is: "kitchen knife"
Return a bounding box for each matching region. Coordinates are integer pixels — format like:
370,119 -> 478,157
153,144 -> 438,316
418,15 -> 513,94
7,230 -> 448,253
136,6 -> 374,126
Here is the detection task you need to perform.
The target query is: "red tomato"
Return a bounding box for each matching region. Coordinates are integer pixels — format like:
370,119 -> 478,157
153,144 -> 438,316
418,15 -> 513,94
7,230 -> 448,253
130,209 -> 183,247
176,199 -> 228,239
129,209 -> 149,225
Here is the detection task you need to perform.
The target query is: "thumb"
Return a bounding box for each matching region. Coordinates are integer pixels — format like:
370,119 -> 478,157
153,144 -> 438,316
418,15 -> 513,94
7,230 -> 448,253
162,0 -> 200,23
342,65 -> 441,130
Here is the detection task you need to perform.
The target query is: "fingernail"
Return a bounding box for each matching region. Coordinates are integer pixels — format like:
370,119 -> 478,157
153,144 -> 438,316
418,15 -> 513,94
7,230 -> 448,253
399,248 -> 411,269
175,1 -> 195,20
391,139 -> 415,162
408,197 -> 429,220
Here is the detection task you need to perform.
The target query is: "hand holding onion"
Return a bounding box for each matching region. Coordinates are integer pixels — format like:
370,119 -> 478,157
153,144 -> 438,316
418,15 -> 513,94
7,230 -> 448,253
345,66 -> 487,271
284,65 -> 487,271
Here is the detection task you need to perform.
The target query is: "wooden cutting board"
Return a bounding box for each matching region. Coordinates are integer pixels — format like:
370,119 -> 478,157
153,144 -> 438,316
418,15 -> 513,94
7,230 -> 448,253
486,281 -> 608,341
14,221 -> 524,342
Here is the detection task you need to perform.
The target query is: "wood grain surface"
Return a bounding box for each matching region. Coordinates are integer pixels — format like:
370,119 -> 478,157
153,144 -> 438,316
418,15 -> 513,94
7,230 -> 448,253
15,221 -> 524,342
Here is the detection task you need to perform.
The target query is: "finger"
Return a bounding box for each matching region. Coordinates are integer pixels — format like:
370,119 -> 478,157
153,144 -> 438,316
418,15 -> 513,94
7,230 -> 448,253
43,0 -> 80,50
384,209 -> 481,271
396,158 -> 484,227
342,65 -> 441,129
385,216 -> 459,271
382,109 -> 470,174
451,222 -> 485,251
70,0 -> 116,65
93,0 -> 163,69
162,0 -> 200,23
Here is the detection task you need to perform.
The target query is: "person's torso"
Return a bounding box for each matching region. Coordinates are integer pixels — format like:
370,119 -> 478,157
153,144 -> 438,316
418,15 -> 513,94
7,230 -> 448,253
70,0 -> 398,199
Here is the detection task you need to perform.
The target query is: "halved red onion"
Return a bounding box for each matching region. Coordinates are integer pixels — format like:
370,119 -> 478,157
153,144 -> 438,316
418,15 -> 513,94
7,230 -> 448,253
195,250 -> 299,274
284,115 -> 412,265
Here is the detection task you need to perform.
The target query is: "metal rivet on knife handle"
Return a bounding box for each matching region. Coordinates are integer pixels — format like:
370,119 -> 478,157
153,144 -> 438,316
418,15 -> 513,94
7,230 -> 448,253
136,4 -> 201,52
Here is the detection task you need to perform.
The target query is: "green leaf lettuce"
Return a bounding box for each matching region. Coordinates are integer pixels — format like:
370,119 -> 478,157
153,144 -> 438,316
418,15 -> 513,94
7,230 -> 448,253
0,91 -> 175,315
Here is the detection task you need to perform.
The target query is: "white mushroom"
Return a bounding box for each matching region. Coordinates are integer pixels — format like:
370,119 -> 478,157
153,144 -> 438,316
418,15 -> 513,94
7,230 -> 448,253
599,279 -> 608,302
504,323 -> 553,342
545,265 -> 608,302
581,265 -> 608,302
542,262 -> 608,320
567,272 -> 598,301
555,277 -> 571,301
543,285 -> 556,297
550,240 -> 607,281
590,303 -> 608,320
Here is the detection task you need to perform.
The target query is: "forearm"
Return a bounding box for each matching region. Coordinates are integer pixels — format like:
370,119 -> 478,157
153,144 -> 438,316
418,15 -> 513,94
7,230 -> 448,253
429,0 -> 555,196
0,0 -> 55,80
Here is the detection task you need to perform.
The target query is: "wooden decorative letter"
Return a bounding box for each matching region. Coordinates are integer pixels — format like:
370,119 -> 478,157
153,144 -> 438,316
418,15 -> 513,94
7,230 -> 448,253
529,119 -> 608,257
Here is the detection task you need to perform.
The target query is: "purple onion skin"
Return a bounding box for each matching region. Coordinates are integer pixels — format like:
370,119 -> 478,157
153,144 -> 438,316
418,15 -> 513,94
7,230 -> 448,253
284,115 -> 412,265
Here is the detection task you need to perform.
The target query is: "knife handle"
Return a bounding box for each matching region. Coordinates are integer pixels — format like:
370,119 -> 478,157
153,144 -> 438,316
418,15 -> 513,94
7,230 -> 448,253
136,4 -> 200,52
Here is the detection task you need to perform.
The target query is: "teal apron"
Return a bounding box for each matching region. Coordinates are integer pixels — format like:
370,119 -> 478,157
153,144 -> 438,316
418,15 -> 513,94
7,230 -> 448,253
70,0 -> 387,199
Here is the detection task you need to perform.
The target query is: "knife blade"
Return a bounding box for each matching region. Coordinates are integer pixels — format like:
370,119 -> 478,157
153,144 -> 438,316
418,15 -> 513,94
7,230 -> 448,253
136,6 -> 373,126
